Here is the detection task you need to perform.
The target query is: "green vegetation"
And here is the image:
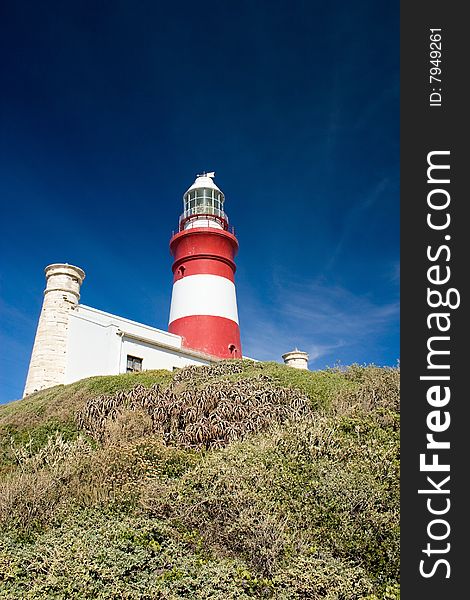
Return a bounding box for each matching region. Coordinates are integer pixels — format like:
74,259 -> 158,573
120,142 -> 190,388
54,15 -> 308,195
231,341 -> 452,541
0,361 -> 399,599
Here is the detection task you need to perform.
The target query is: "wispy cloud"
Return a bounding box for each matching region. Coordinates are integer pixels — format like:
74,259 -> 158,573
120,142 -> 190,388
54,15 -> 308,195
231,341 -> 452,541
240,277 -> 399,367
353,81 -> 399,132
325,177 -> 392,271
0,299 -> 35,402
0,298 -> 36,330
306,340 -> 348,362
388,261 -> 400,284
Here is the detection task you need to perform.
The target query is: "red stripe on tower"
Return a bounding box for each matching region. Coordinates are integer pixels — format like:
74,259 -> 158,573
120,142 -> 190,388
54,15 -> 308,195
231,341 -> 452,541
168,172 -> 242,359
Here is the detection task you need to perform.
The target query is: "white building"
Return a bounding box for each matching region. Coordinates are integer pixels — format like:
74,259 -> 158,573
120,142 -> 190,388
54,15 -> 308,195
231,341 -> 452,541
23,263 -> 214,397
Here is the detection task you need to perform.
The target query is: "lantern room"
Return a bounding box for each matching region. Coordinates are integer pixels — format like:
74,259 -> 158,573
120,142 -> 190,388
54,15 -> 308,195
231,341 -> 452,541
179,172 -> 228,231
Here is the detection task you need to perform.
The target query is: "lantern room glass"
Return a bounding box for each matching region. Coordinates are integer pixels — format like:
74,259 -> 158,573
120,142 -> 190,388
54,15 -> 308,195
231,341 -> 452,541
183,187 -> 225,219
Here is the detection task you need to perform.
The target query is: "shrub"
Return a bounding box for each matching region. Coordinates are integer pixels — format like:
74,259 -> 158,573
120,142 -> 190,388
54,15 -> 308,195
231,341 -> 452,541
77,375 -> 312,449
0,362 -> 400,597
0,510 -> 264,599
0,434 -> 93,535
142,411 -> 399,587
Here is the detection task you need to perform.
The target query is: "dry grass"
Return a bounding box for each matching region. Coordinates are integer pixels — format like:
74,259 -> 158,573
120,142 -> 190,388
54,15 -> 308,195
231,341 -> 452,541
0,434 -> 93,533
330,364 -> 400,429
77,374 -> 312,449
0,369 -> 173,430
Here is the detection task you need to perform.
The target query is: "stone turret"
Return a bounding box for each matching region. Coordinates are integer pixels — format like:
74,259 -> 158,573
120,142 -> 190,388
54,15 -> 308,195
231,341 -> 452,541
282,349 -> 309,370
23,263 -> 85,396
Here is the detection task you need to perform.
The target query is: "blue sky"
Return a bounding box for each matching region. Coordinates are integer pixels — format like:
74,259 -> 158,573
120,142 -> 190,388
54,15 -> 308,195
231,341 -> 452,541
0,1 -> 399,403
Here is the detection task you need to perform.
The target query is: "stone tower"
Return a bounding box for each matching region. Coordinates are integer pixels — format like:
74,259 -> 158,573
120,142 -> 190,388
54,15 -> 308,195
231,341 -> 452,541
282,349 -> 309,370
23,263 -> 85,396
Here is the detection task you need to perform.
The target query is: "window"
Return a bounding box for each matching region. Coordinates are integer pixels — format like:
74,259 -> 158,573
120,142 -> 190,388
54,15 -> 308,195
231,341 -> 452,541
127,355 -> 143,373
183,187 -> 226,222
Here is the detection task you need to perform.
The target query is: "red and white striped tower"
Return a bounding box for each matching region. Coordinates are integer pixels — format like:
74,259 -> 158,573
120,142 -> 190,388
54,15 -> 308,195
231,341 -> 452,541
168,172 -> 242,359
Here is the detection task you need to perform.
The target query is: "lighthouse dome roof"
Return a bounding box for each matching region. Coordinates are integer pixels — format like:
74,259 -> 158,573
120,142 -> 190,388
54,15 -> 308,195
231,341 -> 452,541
184,172 -> 222,195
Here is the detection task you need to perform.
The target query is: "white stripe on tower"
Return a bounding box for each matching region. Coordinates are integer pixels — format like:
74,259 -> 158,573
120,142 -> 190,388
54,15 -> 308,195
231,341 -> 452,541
169,274 -> 239,324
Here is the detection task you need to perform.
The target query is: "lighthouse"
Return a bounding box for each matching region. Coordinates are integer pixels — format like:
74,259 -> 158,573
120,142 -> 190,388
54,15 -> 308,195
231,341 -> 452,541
168,172 -> 242,359
21,174 -> 314,397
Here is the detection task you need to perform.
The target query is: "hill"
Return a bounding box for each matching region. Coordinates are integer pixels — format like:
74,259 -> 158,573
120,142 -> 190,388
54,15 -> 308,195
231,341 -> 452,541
0,361 -> 400,599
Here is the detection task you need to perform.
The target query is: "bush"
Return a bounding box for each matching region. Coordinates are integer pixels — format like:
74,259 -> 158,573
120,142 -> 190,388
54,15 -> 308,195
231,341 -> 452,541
77,375 -> 312,449
0,362 -> 400,597
142,411 -> 399,587
0,510 -> 264,599
0,434 -> 93,535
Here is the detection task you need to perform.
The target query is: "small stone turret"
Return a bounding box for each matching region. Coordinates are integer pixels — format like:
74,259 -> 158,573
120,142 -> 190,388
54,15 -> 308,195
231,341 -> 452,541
23,263 -> 85,396
282,349 -> 309,370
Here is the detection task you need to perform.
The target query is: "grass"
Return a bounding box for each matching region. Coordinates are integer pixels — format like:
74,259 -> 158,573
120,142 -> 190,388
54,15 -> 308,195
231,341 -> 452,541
0,369 -> 172,476
0,369 -> 173,426
0,361 -> 400,599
